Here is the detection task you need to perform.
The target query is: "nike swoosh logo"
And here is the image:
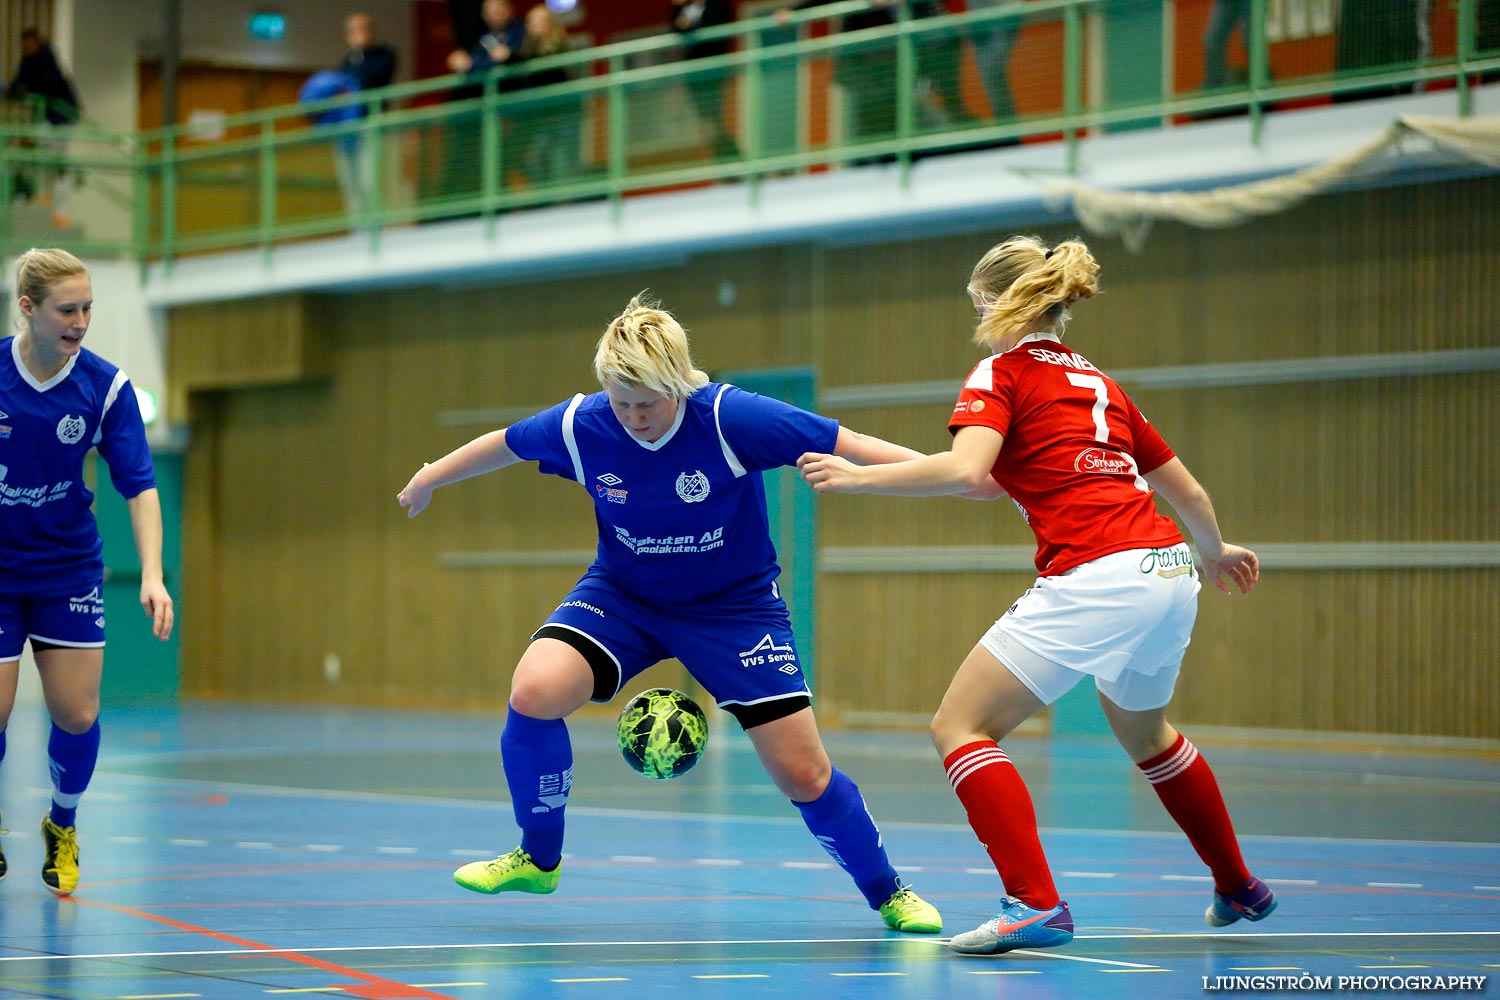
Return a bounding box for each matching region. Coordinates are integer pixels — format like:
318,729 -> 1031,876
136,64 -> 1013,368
994,911 -> 1053,934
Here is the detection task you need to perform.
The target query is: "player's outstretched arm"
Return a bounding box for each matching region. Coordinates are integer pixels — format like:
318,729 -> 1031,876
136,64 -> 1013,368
127,487 -> 175,640
1143,457 -> 1259,594
830,426 -> 925,466
828,426 -> 1000,500
799,425 -> 1003,497
397,428 -> 522,518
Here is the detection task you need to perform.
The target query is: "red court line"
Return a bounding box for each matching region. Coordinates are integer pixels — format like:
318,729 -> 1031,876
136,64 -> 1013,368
71,897 -> 459,1000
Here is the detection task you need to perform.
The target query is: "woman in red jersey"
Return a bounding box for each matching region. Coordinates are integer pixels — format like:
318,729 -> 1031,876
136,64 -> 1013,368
797,234 -> 1275,955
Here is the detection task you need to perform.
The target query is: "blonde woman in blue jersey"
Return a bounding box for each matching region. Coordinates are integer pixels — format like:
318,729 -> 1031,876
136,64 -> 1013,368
398,293 -> 961,933
0,248 -> 173,894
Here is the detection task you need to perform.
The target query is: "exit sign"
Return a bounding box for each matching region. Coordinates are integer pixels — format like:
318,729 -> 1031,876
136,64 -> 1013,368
248,11 -> 286,40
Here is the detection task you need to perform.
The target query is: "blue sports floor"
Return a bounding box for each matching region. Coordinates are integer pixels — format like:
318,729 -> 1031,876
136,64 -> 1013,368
0,700 -> 1496,999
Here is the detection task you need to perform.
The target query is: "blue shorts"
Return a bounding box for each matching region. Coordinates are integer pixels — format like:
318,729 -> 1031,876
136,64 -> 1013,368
0,583 -> 107,661
534,572 -> 812,729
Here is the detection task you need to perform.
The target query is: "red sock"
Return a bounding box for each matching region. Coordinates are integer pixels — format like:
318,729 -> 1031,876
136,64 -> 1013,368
943,741 -> 1059,908
1138,733 -> 1251,894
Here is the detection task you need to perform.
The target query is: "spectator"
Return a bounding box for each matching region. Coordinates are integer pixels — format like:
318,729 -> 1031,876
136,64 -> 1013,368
912,0 -> 975,128
514,4 -> 580,186
339,12 -> 397,93
6,27 -> 80,126
672,0 -> 742,161
778,0 -> 900,152
1334,0 -> 1432,102
329,12 -> 397,224
449,0 -> 486,55
7,28 -> 82,225
448,0 -> 527,79
1201,0 -> 1250,91
440,0 -> 527,206
968,0 -> 1022,127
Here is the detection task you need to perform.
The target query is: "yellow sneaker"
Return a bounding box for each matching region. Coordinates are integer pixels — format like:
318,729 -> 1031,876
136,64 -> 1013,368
41,815 -> 79,896
453,847 -> 560,895
879,885 -> 942,933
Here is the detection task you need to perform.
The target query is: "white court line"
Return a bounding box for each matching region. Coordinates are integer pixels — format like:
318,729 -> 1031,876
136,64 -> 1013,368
4,930 -> 1496,964
1012,950 -> 1161,969
92,772 -> 1500,847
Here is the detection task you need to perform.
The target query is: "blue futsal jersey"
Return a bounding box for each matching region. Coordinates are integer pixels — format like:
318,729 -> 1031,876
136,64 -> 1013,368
505,383 -> 838,608
0,336 -> 156,595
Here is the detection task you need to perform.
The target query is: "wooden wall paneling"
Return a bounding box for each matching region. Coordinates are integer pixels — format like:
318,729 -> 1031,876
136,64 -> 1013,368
1171,571 -> 1500,738
179,392 -> 226,698
168,295 -> 328,418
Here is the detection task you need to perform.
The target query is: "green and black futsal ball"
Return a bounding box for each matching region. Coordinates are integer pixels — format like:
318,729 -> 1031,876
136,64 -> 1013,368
617,687 -> 709,780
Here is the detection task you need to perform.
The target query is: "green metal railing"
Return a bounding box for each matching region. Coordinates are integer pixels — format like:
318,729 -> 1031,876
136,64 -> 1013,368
1,0 -> 1494,264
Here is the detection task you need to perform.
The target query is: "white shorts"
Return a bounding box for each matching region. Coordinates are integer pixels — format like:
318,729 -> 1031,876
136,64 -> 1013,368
979,543 -> 1201,712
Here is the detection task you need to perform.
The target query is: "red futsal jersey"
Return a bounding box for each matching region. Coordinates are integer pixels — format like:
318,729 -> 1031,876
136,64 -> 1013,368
950,334 -> 1183,576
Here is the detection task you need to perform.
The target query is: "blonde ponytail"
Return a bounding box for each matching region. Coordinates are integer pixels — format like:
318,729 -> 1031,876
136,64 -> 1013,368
969,236 -> 1100,350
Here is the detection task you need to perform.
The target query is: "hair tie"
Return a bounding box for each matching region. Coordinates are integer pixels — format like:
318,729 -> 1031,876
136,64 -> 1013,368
1044,248 -> 1055,260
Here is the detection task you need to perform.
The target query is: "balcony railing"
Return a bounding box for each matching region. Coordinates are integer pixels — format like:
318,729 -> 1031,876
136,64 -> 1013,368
1,0 -> 1494,263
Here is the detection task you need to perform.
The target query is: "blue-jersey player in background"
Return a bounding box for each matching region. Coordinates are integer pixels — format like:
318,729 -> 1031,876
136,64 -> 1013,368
0,248 -> 174,894
398,293 -> 979,933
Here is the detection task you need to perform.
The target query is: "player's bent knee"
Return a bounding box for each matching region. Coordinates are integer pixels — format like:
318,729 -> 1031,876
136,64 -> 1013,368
51,706 -> 99,734
768,757 -> 832,801
508,672 -> 589,720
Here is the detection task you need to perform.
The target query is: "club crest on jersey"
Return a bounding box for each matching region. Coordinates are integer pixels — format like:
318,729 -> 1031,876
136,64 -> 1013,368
675,469 -> 711,503
56,414 -> 87,445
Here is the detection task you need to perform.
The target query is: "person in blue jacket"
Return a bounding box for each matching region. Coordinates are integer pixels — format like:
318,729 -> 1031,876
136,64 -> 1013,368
0,248 -> 173,895
397,293 -> 974,934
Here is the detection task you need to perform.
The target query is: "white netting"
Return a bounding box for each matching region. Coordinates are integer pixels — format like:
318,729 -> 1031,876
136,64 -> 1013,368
1043,115 -> 1500,251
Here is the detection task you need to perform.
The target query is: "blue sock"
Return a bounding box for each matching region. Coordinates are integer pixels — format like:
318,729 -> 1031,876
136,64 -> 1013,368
794,768 -> 901,909
501,707 -> 571,871
0,727 -> 7,766
47,720 -> 101,829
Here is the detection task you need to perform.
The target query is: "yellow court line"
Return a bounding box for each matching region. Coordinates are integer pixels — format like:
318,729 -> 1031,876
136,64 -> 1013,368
553,978 -> 630,983
965,970 -> 1042,975
1359,965 -> 1429,969
1231,967 -> 1304,971
412,985 -> 486,989
1101,968 -> 1172,973
693,974 -> 771,980
831,972 -> 906,977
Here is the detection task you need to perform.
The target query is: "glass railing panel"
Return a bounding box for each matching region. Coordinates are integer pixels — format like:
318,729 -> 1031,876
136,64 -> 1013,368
169,146 -> 261,244
1,126 -> 135,253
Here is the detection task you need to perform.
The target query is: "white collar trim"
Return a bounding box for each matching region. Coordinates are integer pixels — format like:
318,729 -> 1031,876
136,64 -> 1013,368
12,336 -> 77,392
628,394 -> 687,451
